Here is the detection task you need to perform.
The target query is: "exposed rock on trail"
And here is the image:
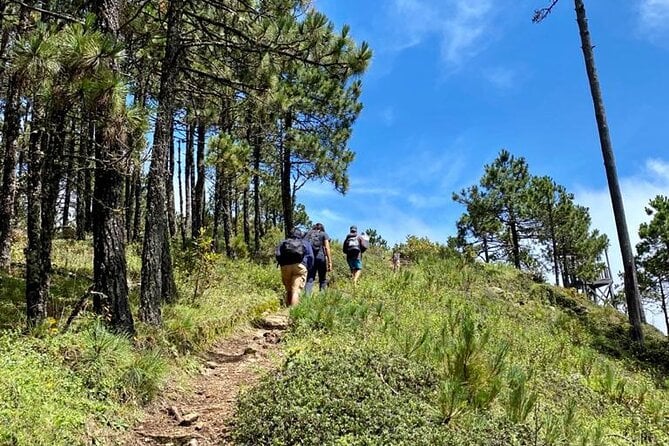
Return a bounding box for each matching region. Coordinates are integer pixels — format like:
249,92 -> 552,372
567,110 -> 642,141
125,314 -> 288,446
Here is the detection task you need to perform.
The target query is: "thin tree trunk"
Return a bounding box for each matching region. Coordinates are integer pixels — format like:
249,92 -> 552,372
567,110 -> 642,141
26,104 -> 47,326
482,237 -> 489,263
212,165 -> 222,252
185,123 -> 194,238
61,125 -> 75,229
140,0 -> 183,324
509,219 -> 521,269
166,116 -> 177,237
84,121 -> 94,234
192,120 -> 205,238
252,130 -> 261,254
280,114 -> 293,236
0,73 -> 23,268
221,174 -> 232,257
659,281 -> 668,340
177,140 -> 186,246
243,185 -> 250,249
75,114 -> 90,240
548,205 -> 560,286
574,0 -> 643,343
38,106 -> 67,313
132,167 -> 141,242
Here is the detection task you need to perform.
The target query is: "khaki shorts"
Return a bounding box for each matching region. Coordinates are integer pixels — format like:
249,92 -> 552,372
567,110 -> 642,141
281,263 -> 308,294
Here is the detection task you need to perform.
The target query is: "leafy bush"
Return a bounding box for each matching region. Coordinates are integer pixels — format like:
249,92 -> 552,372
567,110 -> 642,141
233,346 -> 530,446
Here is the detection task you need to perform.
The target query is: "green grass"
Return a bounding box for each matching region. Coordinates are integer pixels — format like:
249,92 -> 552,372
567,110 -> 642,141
233,251 -> 669,445
0,238 -> 282,445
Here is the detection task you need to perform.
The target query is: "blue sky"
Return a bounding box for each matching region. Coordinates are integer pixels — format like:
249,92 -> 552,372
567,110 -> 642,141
298,0 -> 669,274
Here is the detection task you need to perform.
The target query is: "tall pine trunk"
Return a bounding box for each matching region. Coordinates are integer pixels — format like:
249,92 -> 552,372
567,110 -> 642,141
38,106 -> 67,314
26,103 -> 47,325
192,120 -> 205,238
131,167 -> 142,241
177,140 -> 186,246
280,114 -> 293,236
166,116 -> 177,237
574,0 -> 644,343
61,124 -> 75,229
252,130 -> 262,254
75,114 -> 91,240
185,123 -> 194,238
140,0 -> 183,324
0,73 -> 23,268
91,0 -> 135,334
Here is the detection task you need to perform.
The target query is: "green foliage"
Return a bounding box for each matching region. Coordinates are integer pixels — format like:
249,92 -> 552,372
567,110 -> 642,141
505,367 -> 537,423
234,249 -> 669,445
0,334 -> 107,446
453,150 -> 608,284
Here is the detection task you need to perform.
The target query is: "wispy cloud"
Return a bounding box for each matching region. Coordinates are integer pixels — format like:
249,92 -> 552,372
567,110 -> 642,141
638,0 -> 669,41
483,66 -> 518,90
390,0 -> 496,66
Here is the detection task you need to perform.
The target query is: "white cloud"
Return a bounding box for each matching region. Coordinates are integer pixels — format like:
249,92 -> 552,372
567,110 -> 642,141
390,0 -> 496,66
483,66 -> 518,90
638,0 -> 669,40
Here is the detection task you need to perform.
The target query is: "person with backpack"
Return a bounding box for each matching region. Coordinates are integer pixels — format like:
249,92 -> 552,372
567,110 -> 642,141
304,222 -> 332,294
275,228 -> 314,306
343,225 -> 368,285
392,251 -> 401,273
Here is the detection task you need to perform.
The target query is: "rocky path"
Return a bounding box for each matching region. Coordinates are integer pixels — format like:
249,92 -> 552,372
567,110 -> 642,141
124,314 -> 289,446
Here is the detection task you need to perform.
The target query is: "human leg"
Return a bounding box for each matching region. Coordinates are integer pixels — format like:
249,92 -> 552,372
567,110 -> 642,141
287,263 -> 308,306
316,258 -> 328,290
305,263 -> 317,295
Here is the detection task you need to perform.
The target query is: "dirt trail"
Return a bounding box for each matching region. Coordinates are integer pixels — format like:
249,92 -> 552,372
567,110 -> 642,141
123,314 -> 288,446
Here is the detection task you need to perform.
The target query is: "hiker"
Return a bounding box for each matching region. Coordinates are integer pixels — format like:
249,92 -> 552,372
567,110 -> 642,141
392,251 -> 401,273
275,228 -> 314,306
304,222 -> 332,294
343,225 -> 368,285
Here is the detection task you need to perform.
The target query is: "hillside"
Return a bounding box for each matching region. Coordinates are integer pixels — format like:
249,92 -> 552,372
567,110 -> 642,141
1,241 -> 668,445
231,246 -> 669,445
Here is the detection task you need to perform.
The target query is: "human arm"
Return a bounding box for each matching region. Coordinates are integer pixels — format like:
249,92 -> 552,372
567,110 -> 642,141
324,237 -> 332,271
303,240 -> 314,271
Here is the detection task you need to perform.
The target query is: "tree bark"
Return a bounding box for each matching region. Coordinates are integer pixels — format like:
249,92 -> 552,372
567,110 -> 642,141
548,204 -> 560,286
61,124 -> 75,229
185,123 -> 194,238
177,139 -> 186,246
0,73 -> 23,268
192,119 -> 206,238
243,185 -> 250,249
38,106 -> 67,314
26,104 -> 47,326
131,166 -> 142,242
659,280 -> 668,340
75,115 -> 91,240
92,120 -> 135,334
140,0 -> 183,324
166,115 -> 177,237
509,218 -> 521,269
574,0 -> 644,343
84,121 -> 94,234
252,129 -> 262,254
280,114 -> 293,236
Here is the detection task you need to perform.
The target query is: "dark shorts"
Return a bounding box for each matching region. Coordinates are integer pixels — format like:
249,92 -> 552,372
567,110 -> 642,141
347,258 -> 362,271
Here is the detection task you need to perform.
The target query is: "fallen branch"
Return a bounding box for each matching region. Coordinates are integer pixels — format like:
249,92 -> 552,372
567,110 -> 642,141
62,288 -> 107,333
